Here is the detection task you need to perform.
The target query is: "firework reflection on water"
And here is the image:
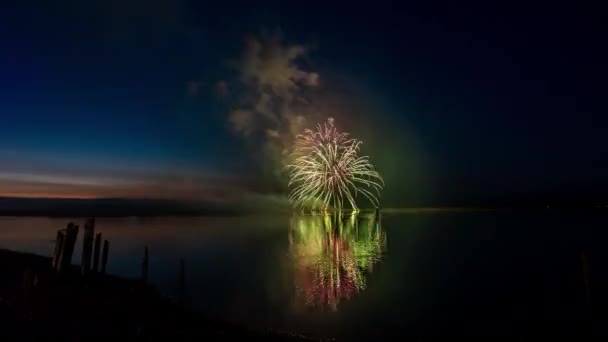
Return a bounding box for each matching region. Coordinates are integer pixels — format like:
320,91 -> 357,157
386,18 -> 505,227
288,210 -> 386,311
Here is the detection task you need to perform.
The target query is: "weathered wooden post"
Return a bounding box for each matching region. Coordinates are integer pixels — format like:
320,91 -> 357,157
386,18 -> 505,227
58,223 -> 79,273
141,246 -> 149,284
67,224 -> 79,269
55,228 -> 68,272
93,233 -> 102,273
81,218 -> 95,275
52,230 -> 65,271
101,240 -> 109,275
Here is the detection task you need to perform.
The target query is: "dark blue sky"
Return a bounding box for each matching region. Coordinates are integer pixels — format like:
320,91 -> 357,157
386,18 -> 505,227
1,1 -> 606,206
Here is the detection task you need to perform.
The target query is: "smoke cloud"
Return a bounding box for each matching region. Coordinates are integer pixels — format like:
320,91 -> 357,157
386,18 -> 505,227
226,32 -> 320,180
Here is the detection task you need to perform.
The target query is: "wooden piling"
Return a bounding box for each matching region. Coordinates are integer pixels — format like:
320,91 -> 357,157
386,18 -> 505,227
93,233 -> 102,273
142,246 -> 149,284
65,224 -> 79,270
81,218 -> 95,275
56,227 -> 69,272
101,240 -> 109,275
58,223 -> 79,273
52,230 -> 65,271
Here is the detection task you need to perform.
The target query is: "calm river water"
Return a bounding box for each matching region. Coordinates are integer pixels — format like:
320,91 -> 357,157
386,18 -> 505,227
0,210 -> 605,338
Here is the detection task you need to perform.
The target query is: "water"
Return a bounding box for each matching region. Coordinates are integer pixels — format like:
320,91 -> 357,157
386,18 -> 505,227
0,210 -> 606,338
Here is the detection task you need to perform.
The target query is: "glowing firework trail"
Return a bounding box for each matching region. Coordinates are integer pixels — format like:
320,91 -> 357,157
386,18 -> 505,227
287,119 -> 384,211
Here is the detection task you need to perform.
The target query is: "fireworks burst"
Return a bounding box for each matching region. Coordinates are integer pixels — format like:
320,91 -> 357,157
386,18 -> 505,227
287,118 -> 384,211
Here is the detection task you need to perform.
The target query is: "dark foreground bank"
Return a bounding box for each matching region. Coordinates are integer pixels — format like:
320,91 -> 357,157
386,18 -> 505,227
0,249 -> 310,341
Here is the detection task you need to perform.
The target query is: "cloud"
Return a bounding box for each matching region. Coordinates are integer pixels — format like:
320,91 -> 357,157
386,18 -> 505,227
234,33 -> 319,134
300,72 -> 320,86
0,151 -> 247,201
0,166 -> 243,202
229,109 -> 254,136
237,34 -> 319,103
266,129 -> 280,138
222,32 -> 321,187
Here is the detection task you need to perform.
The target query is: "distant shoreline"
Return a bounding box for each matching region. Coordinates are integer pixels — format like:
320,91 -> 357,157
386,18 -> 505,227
0,206 -> 605,218
0,195 -> 606,217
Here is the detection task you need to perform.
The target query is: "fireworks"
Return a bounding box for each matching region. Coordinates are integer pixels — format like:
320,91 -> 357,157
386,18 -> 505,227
287,118 -> 384,211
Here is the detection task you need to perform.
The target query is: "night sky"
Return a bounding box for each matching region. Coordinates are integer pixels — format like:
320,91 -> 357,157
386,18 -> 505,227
1,1 -> 606,208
